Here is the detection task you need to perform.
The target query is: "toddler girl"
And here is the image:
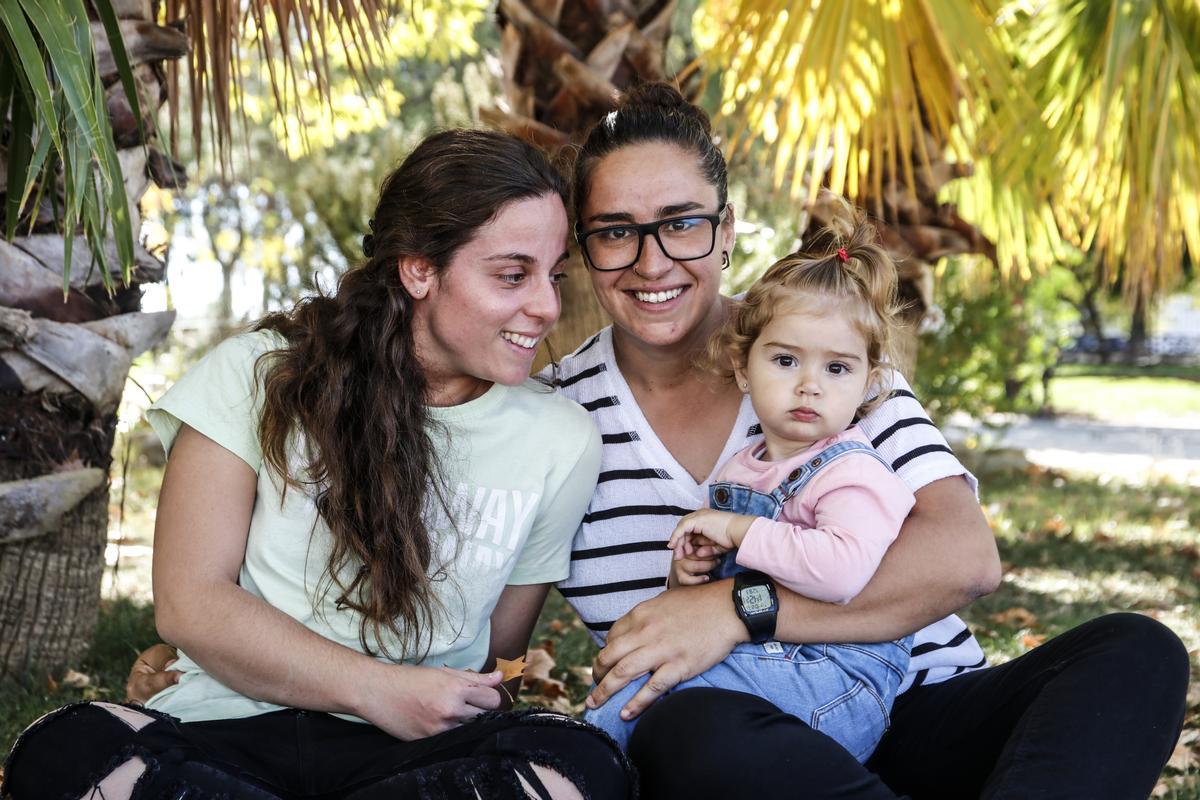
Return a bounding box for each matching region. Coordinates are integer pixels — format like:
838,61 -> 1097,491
584,213 -> 916,763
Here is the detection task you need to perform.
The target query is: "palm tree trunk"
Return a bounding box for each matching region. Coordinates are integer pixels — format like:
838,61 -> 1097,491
0,4 -> 185,678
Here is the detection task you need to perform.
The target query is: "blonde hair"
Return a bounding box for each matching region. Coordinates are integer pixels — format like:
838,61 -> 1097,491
708,207 -> 906,416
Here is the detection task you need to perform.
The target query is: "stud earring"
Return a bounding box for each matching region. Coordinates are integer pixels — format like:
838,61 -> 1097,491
739,381 -> 748,391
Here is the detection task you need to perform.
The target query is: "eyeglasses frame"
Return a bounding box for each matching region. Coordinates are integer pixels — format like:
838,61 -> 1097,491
575,205 -> 729,272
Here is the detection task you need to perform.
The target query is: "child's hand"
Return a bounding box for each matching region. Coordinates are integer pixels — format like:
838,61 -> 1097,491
668,509 -> 751,552
668,549 -> 720,587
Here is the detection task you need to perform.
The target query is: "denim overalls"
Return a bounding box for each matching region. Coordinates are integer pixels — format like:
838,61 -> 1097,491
584,440 -> 913,761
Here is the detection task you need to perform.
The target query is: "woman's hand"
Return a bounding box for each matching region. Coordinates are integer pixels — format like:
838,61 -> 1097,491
125,643 -> 182,704
586,581 -> 746,721
356,663 -> 505,741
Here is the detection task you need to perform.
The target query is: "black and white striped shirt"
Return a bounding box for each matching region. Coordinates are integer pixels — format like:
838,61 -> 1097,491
547,327 -> 987,693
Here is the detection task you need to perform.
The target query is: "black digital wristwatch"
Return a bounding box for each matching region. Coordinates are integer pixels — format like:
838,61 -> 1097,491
732,570 -> 778,644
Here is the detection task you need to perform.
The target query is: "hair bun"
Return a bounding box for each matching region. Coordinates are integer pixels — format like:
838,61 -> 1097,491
362,217 -> 376,258
623,82 -> 712,135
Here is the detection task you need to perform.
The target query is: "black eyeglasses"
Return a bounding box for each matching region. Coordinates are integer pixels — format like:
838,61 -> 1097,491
576,207 -> 728,272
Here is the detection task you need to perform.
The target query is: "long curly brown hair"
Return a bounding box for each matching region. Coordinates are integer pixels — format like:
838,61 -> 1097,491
251,129 -> 567,659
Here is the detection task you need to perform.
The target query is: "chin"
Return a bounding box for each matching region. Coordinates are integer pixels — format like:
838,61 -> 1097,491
493,357 -> 538,386
626,316 -> 694,347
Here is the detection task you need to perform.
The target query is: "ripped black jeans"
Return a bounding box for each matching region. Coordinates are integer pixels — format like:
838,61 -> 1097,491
1,702 -> 636,799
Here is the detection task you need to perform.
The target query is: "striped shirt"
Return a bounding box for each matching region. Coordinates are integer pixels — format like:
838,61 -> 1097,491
547,326 -> 987,693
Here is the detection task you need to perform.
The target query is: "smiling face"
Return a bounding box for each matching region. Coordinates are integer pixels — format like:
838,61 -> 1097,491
735,300 -> 872,461
407,192 -> 569,406
579,141 -> 734,354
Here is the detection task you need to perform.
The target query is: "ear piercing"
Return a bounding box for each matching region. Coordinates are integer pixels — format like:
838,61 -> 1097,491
739,381 -> 748,391
721,251 -> 730,270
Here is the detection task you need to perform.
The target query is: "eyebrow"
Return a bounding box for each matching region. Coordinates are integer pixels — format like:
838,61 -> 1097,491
763,341 -> 864,362
585,201 -> 707,226
484,251 -> 571,264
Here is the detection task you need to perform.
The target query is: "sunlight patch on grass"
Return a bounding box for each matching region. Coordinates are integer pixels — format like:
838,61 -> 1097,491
1001,566 -> 1184,615
1050,375 -> 1200,426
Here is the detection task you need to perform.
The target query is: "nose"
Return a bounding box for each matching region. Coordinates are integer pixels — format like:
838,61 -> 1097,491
632,232 -> 673,279
526,274 -> 561,325
795,367 -> 822,396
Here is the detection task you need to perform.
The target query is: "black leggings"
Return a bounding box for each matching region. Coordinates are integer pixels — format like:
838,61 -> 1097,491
2,704 -> 635,799
628,613 -> 1189,799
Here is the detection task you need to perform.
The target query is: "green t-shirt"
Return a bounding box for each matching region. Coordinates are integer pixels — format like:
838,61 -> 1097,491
144,331 -> 601,722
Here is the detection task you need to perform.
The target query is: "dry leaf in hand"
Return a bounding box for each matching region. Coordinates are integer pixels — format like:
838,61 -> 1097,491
495,655 -> 528,683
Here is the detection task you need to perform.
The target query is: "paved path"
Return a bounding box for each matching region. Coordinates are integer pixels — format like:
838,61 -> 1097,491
992,417 -> 1200,460
946,415 -> 1200,485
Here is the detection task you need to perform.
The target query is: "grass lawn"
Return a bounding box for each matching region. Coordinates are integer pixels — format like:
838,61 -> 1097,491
5,465 -> 1193,795
1048,367 -> 1200,425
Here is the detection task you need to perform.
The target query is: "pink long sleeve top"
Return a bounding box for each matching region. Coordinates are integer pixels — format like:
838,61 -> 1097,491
723,427 -> 916,604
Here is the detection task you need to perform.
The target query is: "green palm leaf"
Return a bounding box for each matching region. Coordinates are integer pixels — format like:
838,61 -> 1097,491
1010,0 -> 1200,298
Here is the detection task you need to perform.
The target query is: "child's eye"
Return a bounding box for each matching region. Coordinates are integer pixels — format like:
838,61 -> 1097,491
551,270 -> 568,285
827,362 -> 850,375
771,354 -> 797,368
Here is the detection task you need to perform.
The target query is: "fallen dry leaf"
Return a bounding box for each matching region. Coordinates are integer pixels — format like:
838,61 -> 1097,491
521,692 -> 580,715
61,669 -> 91,689
46,673 -> 58,693
1020,633 -> 1047,650
1166,729 -> 1200,772
523,648 -> 556,682
1039,516 -> 1069,536
521,647 -> 569,703
988,607 -> 1039,628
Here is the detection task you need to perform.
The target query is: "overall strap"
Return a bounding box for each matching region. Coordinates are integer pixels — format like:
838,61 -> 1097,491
768,440 -> 893,504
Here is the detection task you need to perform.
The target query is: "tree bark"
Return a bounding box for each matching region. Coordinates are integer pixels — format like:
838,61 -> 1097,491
0,3 -> 184,679
0,393 -> 115,678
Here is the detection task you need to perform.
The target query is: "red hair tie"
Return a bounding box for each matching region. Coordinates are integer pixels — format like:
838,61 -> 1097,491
836,247 -> 849,263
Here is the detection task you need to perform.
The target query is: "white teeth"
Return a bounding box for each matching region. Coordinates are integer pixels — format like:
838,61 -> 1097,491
501,332 -> 537,349
634,287 -> 684,304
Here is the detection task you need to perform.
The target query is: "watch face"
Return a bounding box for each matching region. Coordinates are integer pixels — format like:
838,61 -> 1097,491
739,585 -> 773,614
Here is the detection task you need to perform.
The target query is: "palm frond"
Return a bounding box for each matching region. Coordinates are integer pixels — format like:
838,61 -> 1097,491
700,0 -> 1035,199
0,0 -> 134,285
698,0 -> 1060,275
1010,0 -> 1200,299
166,0 -> 401,171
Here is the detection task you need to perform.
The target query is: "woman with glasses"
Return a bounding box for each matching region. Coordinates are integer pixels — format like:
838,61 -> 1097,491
553,83 -> 1188,798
